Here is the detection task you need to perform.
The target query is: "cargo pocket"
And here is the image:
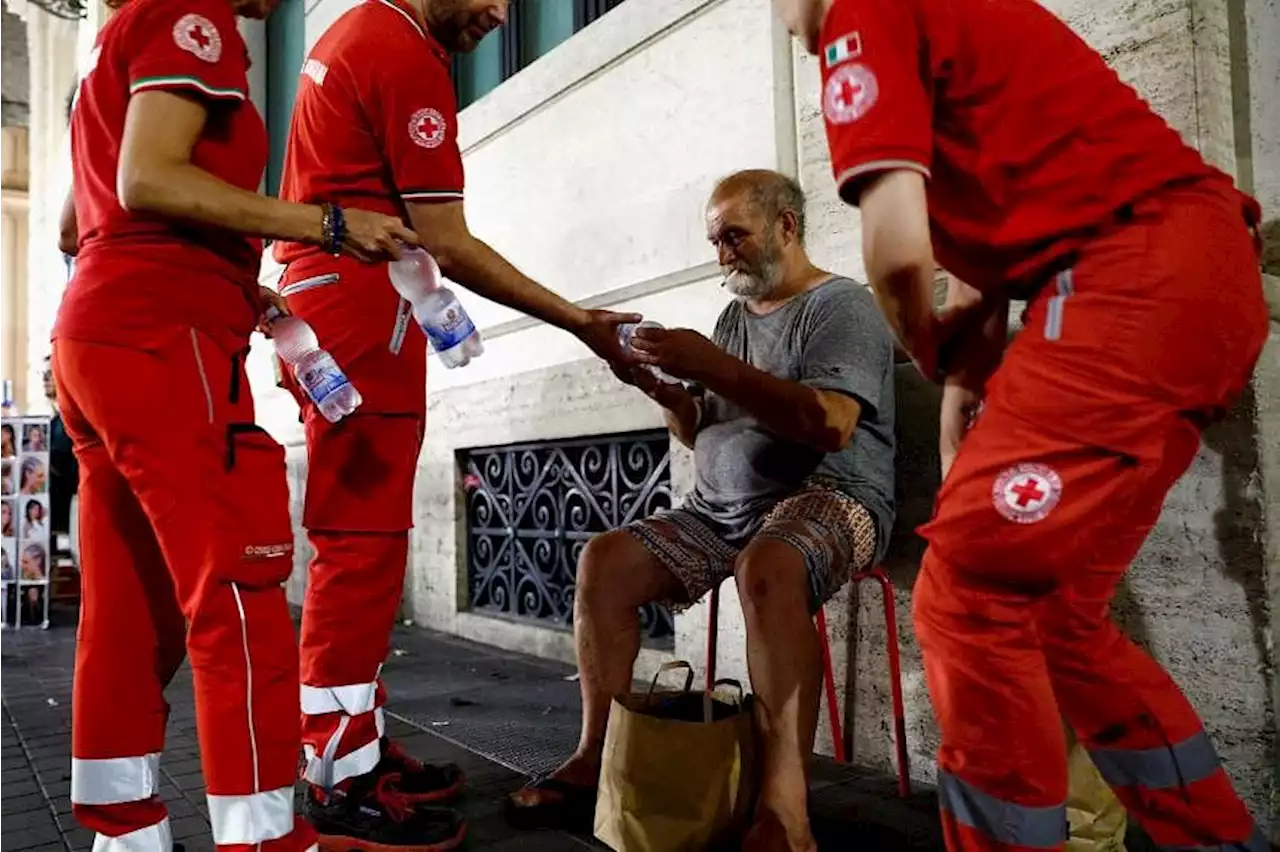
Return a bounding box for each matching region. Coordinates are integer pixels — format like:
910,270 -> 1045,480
302,412 -> 424,533
225,423 -> 295,585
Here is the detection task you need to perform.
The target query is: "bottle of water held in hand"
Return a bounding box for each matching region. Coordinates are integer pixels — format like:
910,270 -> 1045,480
388,247 -> 484,369
272,316 -> 362,422
618,320 -> 680,384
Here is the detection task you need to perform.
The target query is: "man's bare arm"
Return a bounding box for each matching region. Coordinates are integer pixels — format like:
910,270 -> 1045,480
405,201 -> 591,331
938,274 -> 1009,477
859,170 -> 938,372
662,393 -> 702,450
404,202 -> 642,370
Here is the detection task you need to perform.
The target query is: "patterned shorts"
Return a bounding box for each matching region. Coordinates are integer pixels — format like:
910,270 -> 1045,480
625,484 -> 878,614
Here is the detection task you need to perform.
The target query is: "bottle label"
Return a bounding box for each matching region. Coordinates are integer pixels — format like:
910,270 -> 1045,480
421,302 -> 477,353
298,361 -> 351,405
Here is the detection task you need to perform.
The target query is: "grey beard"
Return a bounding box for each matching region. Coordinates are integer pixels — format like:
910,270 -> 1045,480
723,266 -> 779,299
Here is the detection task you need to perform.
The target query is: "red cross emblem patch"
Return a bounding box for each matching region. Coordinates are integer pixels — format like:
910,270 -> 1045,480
823,63 -> 878,125
408,107 -> 447,149
991,463 -> 1062,524
172,14 -> 222,64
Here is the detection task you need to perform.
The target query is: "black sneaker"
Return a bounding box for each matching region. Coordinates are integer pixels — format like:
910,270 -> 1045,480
306,774 -> 467,852
376,739 -> 466,804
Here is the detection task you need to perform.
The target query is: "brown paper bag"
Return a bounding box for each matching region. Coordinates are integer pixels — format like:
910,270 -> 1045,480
1065,725 -> 1128,851
594,661 -> 758,852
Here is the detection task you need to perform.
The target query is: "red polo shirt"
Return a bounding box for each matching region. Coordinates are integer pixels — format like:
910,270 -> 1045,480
272,0 -> 464,414
273,0 -> 464,261
55,0 -> 267,354
818,0 -> 1258,294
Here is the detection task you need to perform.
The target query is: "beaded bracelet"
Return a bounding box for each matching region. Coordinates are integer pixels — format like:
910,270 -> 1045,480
320,202 -> 347,256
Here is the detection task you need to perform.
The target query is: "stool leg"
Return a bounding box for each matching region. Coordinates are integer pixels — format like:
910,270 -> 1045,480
705,582 -> 720,692
815,607 -> 846,763
861,569 -> 911,797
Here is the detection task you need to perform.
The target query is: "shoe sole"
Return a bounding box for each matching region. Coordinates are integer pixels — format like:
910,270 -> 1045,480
398,774 -> 466,805
315,822 -> 466,852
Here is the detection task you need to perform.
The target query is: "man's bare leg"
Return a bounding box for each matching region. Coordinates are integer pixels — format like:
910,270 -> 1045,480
736,538 -> 822,852
551,528 -> 685,786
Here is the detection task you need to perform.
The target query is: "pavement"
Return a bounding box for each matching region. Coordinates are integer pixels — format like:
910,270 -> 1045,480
2,604 -> 944,851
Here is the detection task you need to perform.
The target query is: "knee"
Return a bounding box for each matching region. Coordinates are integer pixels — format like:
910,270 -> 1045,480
575,531 -> 632,613
734,540 -> 808,620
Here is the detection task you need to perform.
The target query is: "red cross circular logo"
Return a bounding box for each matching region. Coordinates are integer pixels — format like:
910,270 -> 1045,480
991,463 -> 1062,524
172,14 -> 222,64
823,63 -> 878,125
409,107 -> 447,149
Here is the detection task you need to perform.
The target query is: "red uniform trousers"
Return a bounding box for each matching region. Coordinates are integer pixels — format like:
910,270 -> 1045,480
54,329 -> 315,852
914,181 -> 1270,851
278,258 -> 427,789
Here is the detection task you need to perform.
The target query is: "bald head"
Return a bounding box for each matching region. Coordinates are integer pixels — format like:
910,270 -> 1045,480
706,169 -> 811,299
709,169 -> 807,245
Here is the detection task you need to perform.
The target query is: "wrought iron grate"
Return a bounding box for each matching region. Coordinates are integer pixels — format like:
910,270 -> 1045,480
461,430 -> 675,643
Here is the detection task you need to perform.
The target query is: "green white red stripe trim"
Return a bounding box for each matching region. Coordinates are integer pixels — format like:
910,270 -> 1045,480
129,75 -> 245,101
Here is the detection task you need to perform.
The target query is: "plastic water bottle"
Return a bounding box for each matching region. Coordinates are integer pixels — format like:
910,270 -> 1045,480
387,248 -> 484,369
618,321 -> 680,384
272,316 -> 362,422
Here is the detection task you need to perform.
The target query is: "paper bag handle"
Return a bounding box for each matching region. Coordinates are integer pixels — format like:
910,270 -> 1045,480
710,678 -> 745,704
646,660 -> 695,702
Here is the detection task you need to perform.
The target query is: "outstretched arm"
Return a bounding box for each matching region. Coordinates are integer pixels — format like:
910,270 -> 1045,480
405,201 -> 639,366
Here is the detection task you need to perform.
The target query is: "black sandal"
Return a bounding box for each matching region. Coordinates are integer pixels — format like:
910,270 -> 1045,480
504,776 -> 597,832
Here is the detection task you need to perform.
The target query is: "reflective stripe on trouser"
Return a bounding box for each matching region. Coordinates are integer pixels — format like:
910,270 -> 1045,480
299,529 -> 410,789
56,335 -> 310,852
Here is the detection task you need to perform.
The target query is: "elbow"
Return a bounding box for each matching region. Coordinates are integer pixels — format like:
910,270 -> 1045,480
116,166 -> 165,215
803,397 -> 858,454
432,248 -> 464,280
812,421 -> 855,454
57,231 -> 78,257
869,254 -> 932,296
419,233 -> 472,279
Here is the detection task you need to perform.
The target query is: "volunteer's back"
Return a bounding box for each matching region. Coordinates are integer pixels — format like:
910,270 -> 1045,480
824,0 -> 1254,293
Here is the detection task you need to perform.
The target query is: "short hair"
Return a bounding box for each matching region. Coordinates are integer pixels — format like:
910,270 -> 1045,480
710,169 -> 808,244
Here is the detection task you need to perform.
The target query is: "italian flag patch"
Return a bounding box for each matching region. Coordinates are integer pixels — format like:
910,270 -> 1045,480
824,32 -> 862,68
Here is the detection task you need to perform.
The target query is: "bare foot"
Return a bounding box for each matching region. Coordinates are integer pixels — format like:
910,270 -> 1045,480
549,750 -> 600,786
741,808 -> 817,852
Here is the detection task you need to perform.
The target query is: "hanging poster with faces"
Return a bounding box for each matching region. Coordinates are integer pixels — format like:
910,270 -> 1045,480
2,415 -> 51,629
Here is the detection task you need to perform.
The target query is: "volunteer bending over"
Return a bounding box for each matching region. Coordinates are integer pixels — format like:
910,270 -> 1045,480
775,0 -> 1269,849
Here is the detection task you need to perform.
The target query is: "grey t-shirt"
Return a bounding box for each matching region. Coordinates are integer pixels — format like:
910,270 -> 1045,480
684,276 -> 897,561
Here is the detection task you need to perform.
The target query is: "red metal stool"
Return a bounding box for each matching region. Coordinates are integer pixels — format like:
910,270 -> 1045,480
703,567 -> 911,796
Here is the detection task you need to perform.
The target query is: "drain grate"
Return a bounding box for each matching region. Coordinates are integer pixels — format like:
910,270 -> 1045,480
393,677 -> 583,777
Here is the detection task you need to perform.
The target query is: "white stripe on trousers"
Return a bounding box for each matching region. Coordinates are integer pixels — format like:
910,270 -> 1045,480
91,818 -> 172,852
302,707 -> 386,787
227,584 -> 293,843
207,787 -> 295,846
71,754 -> 162,806
300,679 -> 380,716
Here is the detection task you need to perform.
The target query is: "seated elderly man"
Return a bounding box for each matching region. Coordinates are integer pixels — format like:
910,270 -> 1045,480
507,169 -> 897,852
